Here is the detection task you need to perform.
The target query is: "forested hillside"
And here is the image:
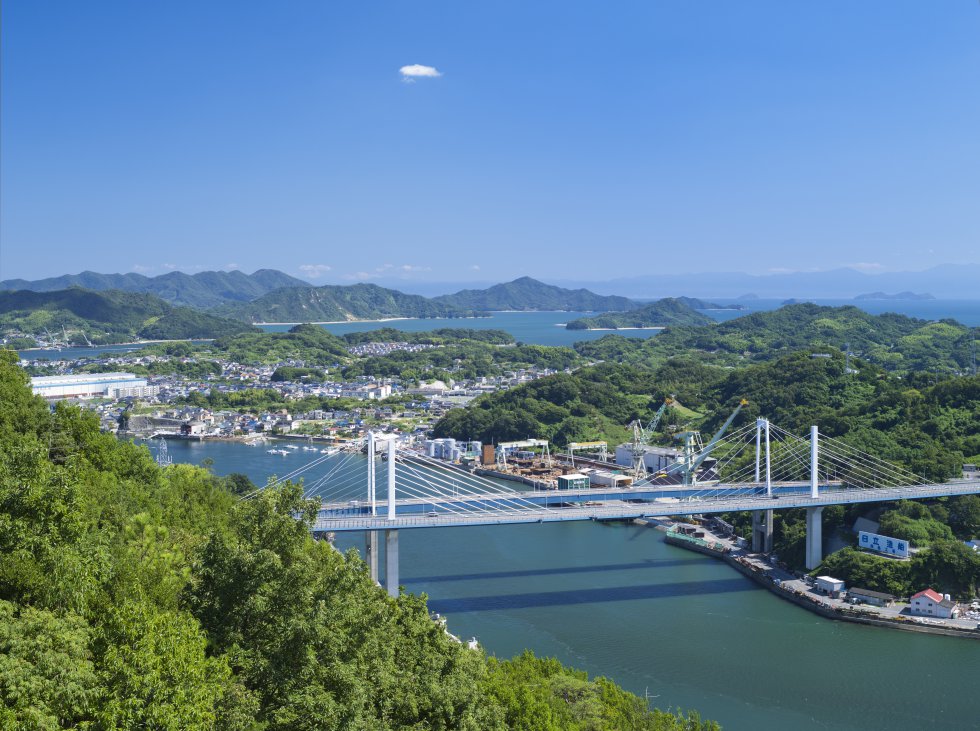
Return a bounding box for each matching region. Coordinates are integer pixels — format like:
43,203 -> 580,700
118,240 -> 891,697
0,288 -> 256,343
565,298 -> 714,330
574,303 -> 977,373
434,352 -> 980,482
433,277 -> 637,312
0,350 -> 717,730
213,282 -> 483,322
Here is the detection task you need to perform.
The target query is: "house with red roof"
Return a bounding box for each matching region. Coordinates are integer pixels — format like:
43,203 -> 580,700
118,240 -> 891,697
910,588 -> 959,619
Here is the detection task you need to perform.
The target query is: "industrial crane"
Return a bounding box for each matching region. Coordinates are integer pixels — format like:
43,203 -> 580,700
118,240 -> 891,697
669,399 -> 748,486
628,397 -> 674,479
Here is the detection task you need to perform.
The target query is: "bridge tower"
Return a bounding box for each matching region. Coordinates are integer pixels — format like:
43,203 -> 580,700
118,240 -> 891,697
365,432 -> 380,583
751,418 -> 774,553
805,425 -> 823,569
385,438 -> 399,598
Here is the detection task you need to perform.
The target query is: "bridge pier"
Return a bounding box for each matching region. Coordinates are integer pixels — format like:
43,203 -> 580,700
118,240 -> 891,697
366,531 -> 380,583
385,529 -> 399,598
752,509 -> 773,553
805,506 -> 824,570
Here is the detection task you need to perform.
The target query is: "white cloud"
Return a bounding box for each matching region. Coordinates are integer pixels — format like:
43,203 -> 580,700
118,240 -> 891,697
299,263 -> 332,279
131,264 -> 152,273
399,64 -> 442,82
343,271 -> 374,281
400,264 -> 431,272
226,262 -> 241,270
470,264 -> 481,271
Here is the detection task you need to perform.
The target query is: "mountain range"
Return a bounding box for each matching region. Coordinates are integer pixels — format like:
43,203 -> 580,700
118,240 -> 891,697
0,289 -> 257,344
0,269 -> 308,309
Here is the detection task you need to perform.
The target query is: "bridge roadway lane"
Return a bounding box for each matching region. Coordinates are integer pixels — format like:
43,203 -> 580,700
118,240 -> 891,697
312,480 -> 980,533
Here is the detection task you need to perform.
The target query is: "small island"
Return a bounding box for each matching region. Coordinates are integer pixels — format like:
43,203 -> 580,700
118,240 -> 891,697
854,291 -> 936,301
565,297 -> 714,330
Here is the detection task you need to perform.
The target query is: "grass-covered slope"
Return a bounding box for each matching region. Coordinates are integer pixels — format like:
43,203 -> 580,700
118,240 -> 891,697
0,287 -> 256,343
0,350 -> 718,730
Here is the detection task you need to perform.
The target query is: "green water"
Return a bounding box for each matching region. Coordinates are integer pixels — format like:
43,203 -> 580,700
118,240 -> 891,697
161,439 -> 980,730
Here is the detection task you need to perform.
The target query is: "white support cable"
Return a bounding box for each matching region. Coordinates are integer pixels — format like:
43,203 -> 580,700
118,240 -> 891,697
817,436 -> 926,486
394,457 -> 550,515
397,450 -> 557,512
769,424 -> 926,490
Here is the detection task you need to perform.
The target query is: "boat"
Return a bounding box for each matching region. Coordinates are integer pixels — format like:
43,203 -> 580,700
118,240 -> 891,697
267,448 -> 290,455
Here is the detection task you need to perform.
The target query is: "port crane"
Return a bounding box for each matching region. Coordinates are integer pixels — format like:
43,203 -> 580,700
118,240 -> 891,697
628,397 -> 673,480
668,399 -> 748,486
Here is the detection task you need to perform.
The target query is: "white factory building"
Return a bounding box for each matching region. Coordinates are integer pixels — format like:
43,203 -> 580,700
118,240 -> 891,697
30,373 -> 159,400
615,444 -> 682,473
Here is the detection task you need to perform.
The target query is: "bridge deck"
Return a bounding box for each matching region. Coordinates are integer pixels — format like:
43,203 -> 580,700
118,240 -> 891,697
313,480 -> 980,533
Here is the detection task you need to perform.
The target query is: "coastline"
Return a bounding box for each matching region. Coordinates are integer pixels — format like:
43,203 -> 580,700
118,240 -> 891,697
655,525 -> 980,641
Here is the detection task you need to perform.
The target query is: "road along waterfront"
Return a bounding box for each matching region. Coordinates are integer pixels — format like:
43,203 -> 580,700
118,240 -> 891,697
158,438 -> 980,731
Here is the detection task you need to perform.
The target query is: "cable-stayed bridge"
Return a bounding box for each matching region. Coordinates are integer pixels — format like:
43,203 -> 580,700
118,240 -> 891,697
256,420 -> 980,596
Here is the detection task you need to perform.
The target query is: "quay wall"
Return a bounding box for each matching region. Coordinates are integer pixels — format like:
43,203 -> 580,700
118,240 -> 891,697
662,532 -> 980,641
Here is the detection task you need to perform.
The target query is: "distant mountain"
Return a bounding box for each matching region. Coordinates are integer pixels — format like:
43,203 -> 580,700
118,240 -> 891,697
432,277 -> 637,312
0,288 -> 257,344
213,283 -> 483,323
854,291 -> 935,301
0,269 -> 309,309
565,298 -> 714,330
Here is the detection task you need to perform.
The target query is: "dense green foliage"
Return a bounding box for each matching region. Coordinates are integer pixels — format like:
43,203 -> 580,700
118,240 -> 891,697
433,363 -> 659,445
0,351 -> 719,729
213,283 -> 484,323
435,351 -> 980,484
0,269 -> 309,309
208,323 -> 351,365
0,288 -> 257,343
565,298 -> 714,330
574,304 -> 978,374
432,277 -> 637,312
342,327 -> 515,346
818,540 -> 980,600
342,343 -> 582,383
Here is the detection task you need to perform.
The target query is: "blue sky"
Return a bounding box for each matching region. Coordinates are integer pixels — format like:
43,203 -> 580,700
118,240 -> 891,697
2,1 -> 978,283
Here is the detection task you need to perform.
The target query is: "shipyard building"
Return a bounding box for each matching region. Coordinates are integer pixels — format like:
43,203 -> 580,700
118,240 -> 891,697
30,373 -> 159,400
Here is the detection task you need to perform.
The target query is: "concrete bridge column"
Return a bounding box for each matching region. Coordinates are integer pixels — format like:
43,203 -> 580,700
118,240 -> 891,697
385,529 -> 399,598
366,531 -> 380,583
805,507 -> 824,570
752,509 -> 773,553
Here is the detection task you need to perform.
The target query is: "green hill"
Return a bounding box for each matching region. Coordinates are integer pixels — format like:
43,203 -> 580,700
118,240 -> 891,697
0,268 -> 309,309
0,287 -> 256,343
565,298 -> 714,330
214,282 -> 483,323
574,303 -> 978,374
433,277 -> 637,312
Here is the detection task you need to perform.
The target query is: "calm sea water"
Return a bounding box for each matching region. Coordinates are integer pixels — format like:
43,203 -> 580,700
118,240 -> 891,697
257,300 -> 980,345
16,300 -> 977,359
153,438 -> 980,731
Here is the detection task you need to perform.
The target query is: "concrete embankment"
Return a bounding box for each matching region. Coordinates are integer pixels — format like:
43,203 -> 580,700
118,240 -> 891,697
659,529 -> 980,641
